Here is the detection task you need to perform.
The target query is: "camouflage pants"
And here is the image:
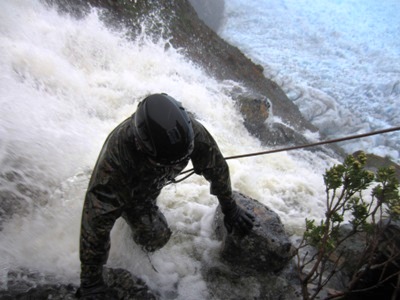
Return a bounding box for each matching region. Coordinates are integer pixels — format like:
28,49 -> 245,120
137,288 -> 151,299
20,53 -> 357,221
122,202 -> 172,252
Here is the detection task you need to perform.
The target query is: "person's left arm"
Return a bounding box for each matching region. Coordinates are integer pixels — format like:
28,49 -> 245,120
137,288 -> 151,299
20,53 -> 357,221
189,117 -> 254,234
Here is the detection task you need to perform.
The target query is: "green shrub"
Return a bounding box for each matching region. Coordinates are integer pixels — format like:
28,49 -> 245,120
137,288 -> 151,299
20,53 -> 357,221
295,152 -> 400,300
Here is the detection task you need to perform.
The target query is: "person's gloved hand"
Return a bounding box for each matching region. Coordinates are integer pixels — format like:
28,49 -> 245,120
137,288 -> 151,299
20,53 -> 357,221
219,195 -> 255,235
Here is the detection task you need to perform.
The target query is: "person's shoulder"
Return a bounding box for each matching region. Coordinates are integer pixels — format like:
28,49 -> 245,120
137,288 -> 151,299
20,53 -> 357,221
188,113 -> 217,147
188,112 -> 203,131
105,116 -> 137,157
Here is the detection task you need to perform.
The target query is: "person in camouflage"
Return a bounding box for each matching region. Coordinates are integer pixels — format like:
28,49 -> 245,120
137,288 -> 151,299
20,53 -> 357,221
78,93 -> 254,299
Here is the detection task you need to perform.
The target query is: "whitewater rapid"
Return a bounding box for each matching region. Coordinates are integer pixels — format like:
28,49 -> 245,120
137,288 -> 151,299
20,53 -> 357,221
0,1 -> 339,298
220,0 -> 400,162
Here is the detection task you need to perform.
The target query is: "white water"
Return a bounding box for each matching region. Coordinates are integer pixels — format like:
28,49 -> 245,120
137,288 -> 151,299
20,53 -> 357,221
220,0 -> 400,162
0,1 -> 339,298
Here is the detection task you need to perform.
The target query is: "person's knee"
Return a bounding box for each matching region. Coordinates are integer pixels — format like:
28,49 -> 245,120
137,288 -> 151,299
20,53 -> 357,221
136,225 -> 171,252
131,211 -> 172,252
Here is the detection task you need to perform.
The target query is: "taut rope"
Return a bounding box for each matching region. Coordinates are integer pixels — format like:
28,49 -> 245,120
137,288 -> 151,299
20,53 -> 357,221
170,126 -> 400,184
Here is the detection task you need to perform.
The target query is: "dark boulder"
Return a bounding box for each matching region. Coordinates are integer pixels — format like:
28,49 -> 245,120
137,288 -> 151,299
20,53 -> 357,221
0,268 -> 156,300
213,191 -> 295,274
235,93 -> 271,136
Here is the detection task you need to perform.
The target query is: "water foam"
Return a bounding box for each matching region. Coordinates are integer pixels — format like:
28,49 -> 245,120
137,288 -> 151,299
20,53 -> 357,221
220,0 -> 400,162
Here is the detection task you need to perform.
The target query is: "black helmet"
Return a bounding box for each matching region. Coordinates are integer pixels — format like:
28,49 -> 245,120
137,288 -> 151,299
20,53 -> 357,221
133,93 -> 194,165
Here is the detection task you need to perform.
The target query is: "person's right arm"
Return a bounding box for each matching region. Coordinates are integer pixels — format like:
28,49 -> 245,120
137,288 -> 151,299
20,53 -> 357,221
78,156 -> 124,297
78,121 -> 134,298
79,183 -> 122,289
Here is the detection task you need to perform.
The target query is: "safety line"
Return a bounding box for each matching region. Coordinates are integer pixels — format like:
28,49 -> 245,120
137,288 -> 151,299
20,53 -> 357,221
174,125 -> 400,180
224,125 -> 400,160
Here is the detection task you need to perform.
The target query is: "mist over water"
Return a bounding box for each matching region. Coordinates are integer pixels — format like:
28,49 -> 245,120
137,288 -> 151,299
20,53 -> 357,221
1,1 -> 340,298
220,0 -> 400,162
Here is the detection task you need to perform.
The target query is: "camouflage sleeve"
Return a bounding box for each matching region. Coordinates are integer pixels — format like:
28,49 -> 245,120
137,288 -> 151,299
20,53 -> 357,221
189,117 -> 232,199
79,122 -> 131,285
80,186 -> 121,285
80,184 -> 122,266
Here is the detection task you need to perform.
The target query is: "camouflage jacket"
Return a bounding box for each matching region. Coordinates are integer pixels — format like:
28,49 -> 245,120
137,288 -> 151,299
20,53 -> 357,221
80,114 -> 232,276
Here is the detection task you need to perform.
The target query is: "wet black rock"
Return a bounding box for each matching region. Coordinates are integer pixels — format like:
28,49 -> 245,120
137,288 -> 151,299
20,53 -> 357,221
0,268 -> 156,300
206,191 -> 299,299
213,191 -> 295,274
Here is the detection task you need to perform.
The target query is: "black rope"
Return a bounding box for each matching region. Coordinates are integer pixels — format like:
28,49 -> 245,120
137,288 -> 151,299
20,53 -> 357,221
172,126 -> 400,182
224,125 -> 400,160
168,171 -> 196,184
145,252 -> 159,273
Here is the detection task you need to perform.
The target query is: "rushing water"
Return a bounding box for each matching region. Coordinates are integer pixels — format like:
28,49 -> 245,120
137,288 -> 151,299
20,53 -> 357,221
220,0 -> 400,162
0,1 -> 365,298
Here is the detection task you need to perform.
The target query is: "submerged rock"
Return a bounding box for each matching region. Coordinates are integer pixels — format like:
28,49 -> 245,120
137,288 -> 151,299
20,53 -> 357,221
204,265 -> 299,300
103,268 -> 157,300
0,268 -> 156,300
236,93 -> 271,133
213,191 -> 295,274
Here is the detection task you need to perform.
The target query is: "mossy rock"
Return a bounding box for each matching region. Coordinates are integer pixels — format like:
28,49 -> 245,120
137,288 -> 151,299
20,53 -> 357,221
353,150 -> 400,181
